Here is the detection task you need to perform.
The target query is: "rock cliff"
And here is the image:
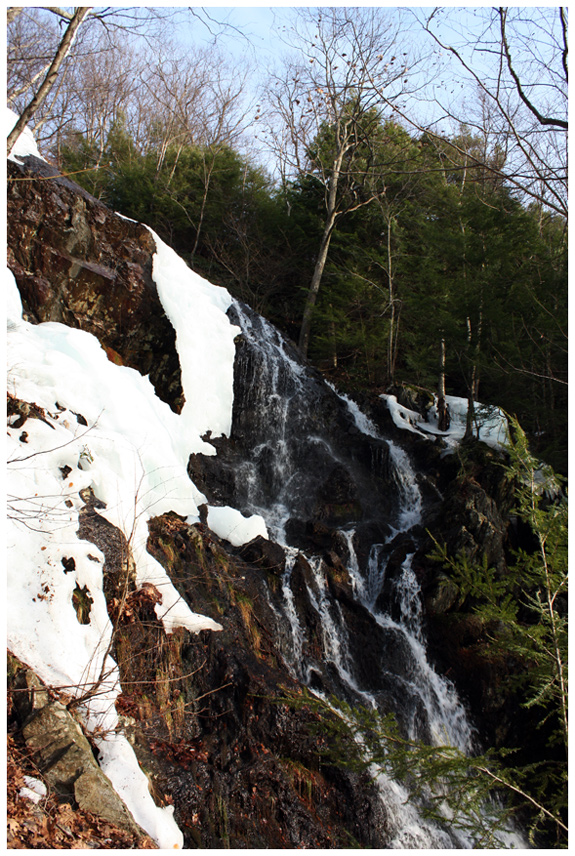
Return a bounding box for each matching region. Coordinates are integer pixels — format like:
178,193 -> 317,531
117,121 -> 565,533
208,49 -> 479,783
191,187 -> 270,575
7,152 -> 525,847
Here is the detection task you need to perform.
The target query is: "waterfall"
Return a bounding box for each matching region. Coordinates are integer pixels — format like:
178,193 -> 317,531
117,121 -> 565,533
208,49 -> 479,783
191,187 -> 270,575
334,402 -> 476,755
227,301 -> 525,848
278,548 -> 307,679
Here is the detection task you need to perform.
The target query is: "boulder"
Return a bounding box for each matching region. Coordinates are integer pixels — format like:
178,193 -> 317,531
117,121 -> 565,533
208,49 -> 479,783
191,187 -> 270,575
237,536 -> 286,574
22,700 -> 143,836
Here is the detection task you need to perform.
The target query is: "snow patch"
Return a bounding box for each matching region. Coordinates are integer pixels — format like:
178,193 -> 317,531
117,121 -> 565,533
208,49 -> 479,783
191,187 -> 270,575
6,111 -> 272,847
96,734 -> 184,848
149,227 -> 239,441
7,107 -> 46,162
19,777 -> 48,804
7,266 -> 221,844
6,196 -> 249,843
206,505 -> 269,547
382,393 -> 509,450
382,394 -> 430,438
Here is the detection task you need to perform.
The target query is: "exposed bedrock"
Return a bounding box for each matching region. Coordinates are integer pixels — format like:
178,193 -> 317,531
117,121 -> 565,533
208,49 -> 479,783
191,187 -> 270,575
7,155 -> 183,411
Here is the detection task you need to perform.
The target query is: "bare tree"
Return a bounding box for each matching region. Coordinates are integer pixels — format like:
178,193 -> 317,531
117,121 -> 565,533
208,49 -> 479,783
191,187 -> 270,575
8,7 -> 93,156
7,6 -> 191,157
137,47 -> 253,258
265,6 -> 420,359
403,6 -> 568,218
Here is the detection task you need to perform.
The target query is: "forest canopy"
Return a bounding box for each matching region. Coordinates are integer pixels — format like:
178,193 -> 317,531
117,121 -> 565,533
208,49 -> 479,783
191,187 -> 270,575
7,5 -> 567,471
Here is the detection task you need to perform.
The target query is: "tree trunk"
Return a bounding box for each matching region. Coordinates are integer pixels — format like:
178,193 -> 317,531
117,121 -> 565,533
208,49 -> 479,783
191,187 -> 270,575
191,152 -> 216,261
8,7 -> 92,156
298,133 -> 348,360
386,214 -> 396,384
463,392 -> 476,442
329,304 -> 337,368
437,337 -> 450,431
463,316 -> 477,442
298,213 -> 337,358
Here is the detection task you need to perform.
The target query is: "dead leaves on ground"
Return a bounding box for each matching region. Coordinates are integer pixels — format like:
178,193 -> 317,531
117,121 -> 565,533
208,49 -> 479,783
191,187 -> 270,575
7,734 -> 156,849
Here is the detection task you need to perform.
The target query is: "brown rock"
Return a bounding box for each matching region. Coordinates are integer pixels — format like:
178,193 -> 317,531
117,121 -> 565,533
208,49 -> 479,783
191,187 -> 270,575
7,156 -> 183,412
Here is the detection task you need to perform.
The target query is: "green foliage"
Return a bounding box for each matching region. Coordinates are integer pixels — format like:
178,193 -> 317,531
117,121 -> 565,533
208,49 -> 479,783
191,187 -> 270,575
429,421 -> 567,845
59,113 -> 567,469
298,124 -> 567,468
433,420 -> 567,750
300,692 -> 525,847
61,121 -> 308,330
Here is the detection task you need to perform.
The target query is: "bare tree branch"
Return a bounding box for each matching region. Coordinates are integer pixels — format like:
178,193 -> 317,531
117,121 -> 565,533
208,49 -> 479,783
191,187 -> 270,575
498,8 -> 568,130
559,7 -> 568,82
412,8 -> 567,217
43,7 -> 74,22
8,6 -> 93,156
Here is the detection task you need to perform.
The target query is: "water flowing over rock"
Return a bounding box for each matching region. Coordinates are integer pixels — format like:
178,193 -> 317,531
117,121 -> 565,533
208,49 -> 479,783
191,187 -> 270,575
186,301 -> 520,847
8,152 -> 527,848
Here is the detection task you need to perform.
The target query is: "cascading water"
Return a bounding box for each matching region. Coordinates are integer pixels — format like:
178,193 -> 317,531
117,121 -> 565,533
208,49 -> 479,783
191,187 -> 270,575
278,547 -> 308,680
226,301 -> 524,848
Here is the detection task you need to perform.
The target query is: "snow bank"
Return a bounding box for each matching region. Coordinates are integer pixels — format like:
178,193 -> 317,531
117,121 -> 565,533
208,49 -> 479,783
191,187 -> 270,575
6,114 -> 268,848
382,393 -> 509,451
7,261 -> 224,844
206,505 -> 268,547
7,271 -> 222,634
7,107 -> 45,162
149,228 -> 239,441
96,735 -> 184,848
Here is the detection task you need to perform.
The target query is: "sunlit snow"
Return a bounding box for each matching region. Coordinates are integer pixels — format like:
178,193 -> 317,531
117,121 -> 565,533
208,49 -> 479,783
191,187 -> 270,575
207,504 -> 269,547
7,107 -> 45,161
6,121 -> 265,847
19,776 -> 48,805
383,393 -> 509,450
149,227 -> 240,440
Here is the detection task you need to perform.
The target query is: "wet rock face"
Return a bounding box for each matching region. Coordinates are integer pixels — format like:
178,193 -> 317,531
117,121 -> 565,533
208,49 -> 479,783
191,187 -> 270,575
189,301 -> 397,557
126,513 -> 391,848
414,443 -> 525,749
435,481 -> 507,572
7,156 -> 183,411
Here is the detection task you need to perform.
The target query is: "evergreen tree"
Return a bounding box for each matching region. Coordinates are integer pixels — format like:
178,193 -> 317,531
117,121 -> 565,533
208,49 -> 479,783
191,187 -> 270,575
61,117 -> 567,470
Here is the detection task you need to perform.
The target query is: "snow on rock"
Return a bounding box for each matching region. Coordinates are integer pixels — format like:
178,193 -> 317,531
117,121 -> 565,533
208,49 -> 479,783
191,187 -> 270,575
7,271 -> 221,635
149,227 -> 239,441
5,136 -> 254,842
7,256 -> 227,843
206,505 -> 269,547
7,406 -> 115,701
382,394 -> 431,438
6,112 -> 265,847
96,734 -> 184,849
382,393 -> 509,451
432,395 -> 509,449
7,107 -> 45,162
